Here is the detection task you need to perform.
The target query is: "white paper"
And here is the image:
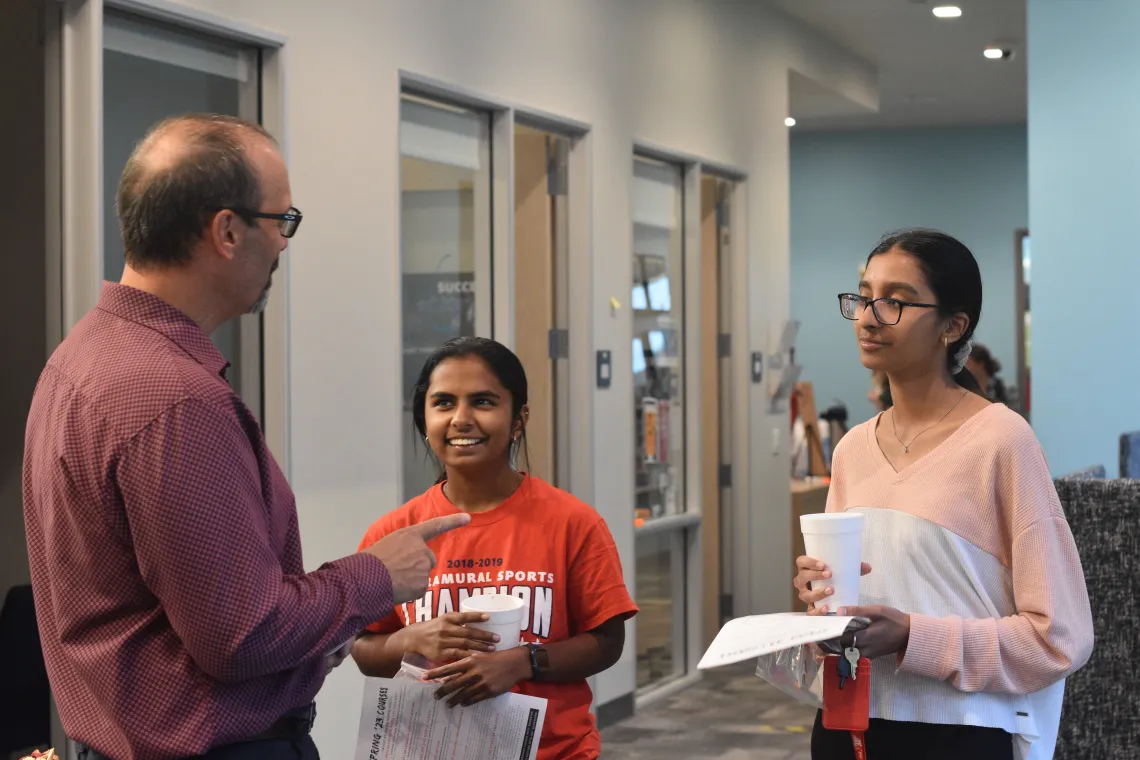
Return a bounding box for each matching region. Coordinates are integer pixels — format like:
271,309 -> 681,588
697,613 -> 854,670
355,677 -> 548,760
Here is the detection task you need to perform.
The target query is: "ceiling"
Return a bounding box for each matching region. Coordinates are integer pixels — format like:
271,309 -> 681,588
775,0 -> 1026,130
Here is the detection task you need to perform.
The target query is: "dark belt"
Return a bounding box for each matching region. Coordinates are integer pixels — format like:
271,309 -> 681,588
75,703 -> 316,759
247,701 -> 317,742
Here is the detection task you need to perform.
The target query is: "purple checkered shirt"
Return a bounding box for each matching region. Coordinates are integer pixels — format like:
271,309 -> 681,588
23,283 -> 394,759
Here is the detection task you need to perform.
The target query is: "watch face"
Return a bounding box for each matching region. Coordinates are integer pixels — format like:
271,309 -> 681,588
528,644 -> 550,680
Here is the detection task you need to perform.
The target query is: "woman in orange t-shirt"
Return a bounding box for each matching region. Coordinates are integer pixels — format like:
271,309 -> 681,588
352,336 -> 637,760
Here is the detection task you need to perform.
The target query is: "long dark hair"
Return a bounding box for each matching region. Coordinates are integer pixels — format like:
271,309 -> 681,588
411,337 -> 530,481
867,229 -> 984,395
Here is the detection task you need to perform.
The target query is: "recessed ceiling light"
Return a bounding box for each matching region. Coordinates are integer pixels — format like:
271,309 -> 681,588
932,6 -> 963,18
785,117 -> 797,127
984,47 -> 1004,59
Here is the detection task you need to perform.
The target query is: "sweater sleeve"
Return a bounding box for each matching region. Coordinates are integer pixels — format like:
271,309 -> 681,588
898,426 -> 1094,695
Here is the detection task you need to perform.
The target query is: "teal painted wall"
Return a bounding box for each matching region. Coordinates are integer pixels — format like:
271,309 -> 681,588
1027,0 -> 1140,477
790,125 -> 1028,426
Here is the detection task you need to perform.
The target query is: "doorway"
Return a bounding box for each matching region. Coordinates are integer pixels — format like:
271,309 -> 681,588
1,4 -> 51,755
699,174 -> 735,647
18,4 -> 277,757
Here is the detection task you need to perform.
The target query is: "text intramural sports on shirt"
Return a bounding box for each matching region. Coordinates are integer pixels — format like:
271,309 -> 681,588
401,571 -> 558,638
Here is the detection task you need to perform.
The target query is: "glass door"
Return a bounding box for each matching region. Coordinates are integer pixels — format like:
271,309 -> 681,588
102,10 -> 263,414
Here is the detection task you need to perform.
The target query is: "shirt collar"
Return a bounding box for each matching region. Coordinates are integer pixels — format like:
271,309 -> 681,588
96,282 -> 231,378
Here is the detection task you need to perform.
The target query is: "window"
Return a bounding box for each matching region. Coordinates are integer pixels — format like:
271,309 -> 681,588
399,94 -> 492,500
631,156 -> 686,522
635,529 -> 687,689
631,154 -> 688,692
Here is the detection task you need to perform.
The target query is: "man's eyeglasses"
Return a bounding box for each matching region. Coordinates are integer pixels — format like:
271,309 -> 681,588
838,293 -> 937,326
223,206 -> 303,238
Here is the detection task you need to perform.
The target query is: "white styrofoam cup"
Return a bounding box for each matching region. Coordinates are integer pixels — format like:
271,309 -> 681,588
799,511 -> 865,612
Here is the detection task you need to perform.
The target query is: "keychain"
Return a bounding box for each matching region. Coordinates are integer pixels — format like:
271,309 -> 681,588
822,633 -> 871,760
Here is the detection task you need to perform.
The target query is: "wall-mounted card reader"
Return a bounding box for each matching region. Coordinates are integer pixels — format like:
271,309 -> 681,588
597,350 -> 612,389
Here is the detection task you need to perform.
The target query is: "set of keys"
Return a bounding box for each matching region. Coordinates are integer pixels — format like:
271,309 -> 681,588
836,645 -> 861,689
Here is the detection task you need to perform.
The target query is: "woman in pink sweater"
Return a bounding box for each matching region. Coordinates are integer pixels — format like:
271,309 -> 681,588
794,230 -> 1093,760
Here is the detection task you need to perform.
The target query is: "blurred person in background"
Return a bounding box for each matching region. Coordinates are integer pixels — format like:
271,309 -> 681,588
868,370 -> 892,412
966,343 -> 1017,409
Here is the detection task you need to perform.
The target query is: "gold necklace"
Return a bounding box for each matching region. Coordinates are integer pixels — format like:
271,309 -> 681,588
891,390 -> 969,454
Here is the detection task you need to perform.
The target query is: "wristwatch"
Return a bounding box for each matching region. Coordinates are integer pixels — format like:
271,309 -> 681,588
525,642 -> 550,682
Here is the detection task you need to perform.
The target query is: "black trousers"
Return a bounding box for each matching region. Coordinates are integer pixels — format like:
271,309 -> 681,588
811,710 -> 1014,760
76,735 -> 319,760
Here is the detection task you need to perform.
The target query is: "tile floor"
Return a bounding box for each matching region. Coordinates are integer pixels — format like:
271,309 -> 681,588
601,661 -> 817,760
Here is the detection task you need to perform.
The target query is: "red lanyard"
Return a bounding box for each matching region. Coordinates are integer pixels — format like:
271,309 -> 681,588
822,654 -> 871,759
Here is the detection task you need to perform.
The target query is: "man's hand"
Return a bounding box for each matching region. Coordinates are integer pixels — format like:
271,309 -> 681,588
424,648 -> 532,707
324,639 -> 354,675
362,514 -> 471,602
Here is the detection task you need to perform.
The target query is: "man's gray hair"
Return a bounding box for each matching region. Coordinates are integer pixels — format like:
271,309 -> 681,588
116,113 -> 276,269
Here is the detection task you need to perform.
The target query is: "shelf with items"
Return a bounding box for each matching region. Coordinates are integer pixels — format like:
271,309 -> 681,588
633,389 -> 682,521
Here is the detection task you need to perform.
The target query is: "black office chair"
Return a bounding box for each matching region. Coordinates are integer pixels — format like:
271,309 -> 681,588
0,584 -> 51,757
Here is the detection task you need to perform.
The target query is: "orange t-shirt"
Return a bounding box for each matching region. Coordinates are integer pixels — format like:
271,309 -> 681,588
357,475 -> 638,760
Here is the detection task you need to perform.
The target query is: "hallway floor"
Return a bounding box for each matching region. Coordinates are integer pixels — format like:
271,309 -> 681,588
601,662 -> 816,759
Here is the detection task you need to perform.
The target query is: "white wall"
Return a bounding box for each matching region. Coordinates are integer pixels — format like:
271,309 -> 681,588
160,0 -> 874,752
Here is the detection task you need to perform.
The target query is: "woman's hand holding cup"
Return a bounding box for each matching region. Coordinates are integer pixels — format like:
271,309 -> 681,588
399,611 -> 501,662
794,557 -> 872,615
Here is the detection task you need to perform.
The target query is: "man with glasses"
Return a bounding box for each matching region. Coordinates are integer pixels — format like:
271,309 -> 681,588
23,114 -> 469,759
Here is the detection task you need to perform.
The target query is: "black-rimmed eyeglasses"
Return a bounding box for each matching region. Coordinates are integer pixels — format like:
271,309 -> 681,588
224,206 -> 303,238
838,293 -> 937,326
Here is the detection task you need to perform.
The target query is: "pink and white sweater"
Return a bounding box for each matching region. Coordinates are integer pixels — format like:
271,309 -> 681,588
827,404 -> 1094,760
